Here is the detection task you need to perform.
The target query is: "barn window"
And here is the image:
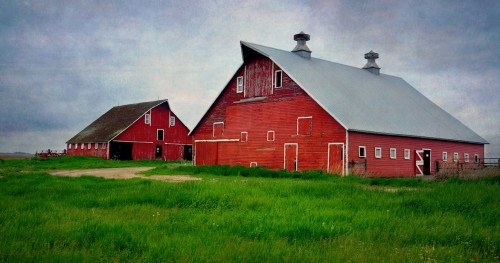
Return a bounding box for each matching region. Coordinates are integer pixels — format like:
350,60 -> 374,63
358,146 -> 366,158
464,153 -> 469,163
474,154 -> 479,163
390,148 -> 397,159
267,131 -> 275,141
297,116 -> 312,136
275,70 -> 282,88
375,147 -> 382,158
157,129 -> 164,141
442,152 -> 448,161
241,132 -> 248,142
95,143 -> 98,149
454,152 -> 459,162
213,122 -> 224,137
145,113 -> 150,124
87,143 -> 91,149
404,149 -> 410,160
68,144 -> 72,149
80,143 -> 84,150
170,116 -> 176,127
102,143 -> 107,149
75,143 -> 78,149
236,76 -> 243,93
250,162 -> 258,167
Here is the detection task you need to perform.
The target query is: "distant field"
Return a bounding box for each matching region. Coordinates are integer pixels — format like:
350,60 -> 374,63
0,156 -> 498,262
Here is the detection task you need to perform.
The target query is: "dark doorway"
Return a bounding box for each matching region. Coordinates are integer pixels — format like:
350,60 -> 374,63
423,150 -> 431,175
183,145 -> 193,161
155,145 -> 162,159
110,142 -> 133,160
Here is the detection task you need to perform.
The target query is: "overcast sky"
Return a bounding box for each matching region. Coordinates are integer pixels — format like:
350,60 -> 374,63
1,0 -> 499,156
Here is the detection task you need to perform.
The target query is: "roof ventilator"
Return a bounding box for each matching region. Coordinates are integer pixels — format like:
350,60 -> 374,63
292,31 -> 312,59
362,50 -> 380,75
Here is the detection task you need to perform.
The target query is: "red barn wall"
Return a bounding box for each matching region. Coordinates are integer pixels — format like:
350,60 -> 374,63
67,104 -> 191,160
348,131 -> 485,177
193,56 -> 346,172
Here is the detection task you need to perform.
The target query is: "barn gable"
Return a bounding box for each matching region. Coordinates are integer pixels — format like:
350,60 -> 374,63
67,100 -> 169,143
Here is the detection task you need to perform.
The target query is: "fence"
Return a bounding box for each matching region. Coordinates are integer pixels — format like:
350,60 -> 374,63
435,158 -> 499,176
348,159 -> 367,176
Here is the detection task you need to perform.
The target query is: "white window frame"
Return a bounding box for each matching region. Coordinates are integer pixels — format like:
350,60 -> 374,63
75,143 -> 78,149
375,147 -> 382,158
297,116 -> 312,136
250,162 -> 258,167
236,76 -> 243,93
157,129 -> 164,141
442,152 -> 448,161
474,154 -> 479,163
464,153 -> 469,163
170,116 -> 176,127
80,143 -> 84,150
454,152 -> 459,162
358,146 -> 366,158
390,148 -> 397,159
68,144 -> 72,149
267,131 -> 275,142
275,70 -> 282,88
145,113 -> 150,124
213,122 -> 224,137
87,143 -> 91,149
404,149 -> 410,160
95,143 -> 98,149
102,143 -> 107,149
240,132 -> 248,142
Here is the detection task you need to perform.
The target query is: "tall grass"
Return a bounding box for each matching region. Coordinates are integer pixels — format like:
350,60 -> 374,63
0,157 -> 498,262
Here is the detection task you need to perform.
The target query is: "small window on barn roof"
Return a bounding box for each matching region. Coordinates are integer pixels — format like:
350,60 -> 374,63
236,76 -> 243,93
375,147 -> 382,158
275,70 -> 282,88
359,146 -> 366,158
145,113 -> 150,124
404,149 -> 410,160
170,116 -> 176,127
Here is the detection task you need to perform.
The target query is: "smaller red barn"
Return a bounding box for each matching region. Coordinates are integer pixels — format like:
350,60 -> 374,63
66,99 -> 192,160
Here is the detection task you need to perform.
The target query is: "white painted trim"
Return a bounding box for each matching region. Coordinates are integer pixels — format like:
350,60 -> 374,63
275,70 -> 283,88
442,151 -> 448,161
345,130 -> 349,175
404,149 -> 411,160
250,162 -> 258,167
194,139 -> 239,142
296,116 -> 313,135
358,146 -> 366,158
415,150 -> 424,176
213,122 -> 224,137
169,116 -> 176,127
390,148 -> 397,159
327,143 -> 345,176
164,143 -> 193,146
283,143 -> 298,171
157,129 -> 165,141
267,130 -> 275,141
375,147 -> 382,158
271,62 -> 275,95
236,76 -> 244,93
113,140 -> 153,144
240,131 -> 248,142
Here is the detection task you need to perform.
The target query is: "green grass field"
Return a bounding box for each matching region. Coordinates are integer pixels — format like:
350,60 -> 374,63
0,156 -> 498,262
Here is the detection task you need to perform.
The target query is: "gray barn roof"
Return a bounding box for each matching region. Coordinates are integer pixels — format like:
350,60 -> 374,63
67,99 -> 169,143
233,41 -> 486,144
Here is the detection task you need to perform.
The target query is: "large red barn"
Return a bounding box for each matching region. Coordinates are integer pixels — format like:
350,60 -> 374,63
189,32 -> 487,177
66,99 -> 192,161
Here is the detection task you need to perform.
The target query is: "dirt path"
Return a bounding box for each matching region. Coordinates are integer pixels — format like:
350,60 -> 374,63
50,167 -> 201,183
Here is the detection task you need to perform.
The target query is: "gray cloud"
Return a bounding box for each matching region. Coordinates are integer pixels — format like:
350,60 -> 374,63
0,0 -> 499,156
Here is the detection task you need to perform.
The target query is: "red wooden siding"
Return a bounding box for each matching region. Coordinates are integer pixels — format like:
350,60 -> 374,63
193,56 -> 347,172
67,104 -> 191,160
347,131 -> 485,177
244,57 -> 273,98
